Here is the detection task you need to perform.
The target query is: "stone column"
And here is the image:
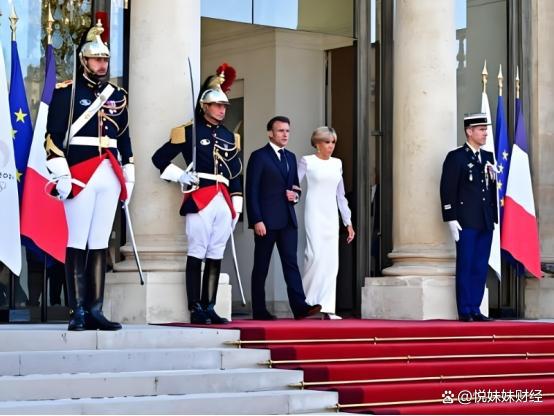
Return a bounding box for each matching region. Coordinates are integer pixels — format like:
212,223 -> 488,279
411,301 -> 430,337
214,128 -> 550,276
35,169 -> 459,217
104,0 -> 231,323
361,0 -> 483,319
524,0 -> 554,318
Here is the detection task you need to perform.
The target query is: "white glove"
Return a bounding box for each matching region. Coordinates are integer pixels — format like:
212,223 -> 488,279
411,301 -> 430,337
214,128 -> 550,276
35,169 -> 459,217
231,196 -> 243,214
46,157 -> 72,200
122,164 -> 135,204
56,176 -> 72,200
231,196 -> 242,230
179,171 -> 199,186
448,220 -> 462,242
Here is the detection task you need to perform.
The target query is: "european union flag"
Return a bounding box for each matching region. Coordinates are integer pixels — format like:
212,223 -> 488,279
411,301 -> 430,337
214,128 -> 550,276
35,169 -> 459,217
494,94 -> 510,223
9,39 -> 33,198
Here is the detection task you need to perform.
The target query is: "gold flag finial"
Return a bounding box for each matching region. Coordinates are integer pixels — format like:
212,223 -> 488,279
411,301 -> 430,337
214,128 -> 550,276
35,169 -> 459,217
482,60 -> 488,93
498,64 -> 503,97
516,66 -> 519,98
9,1 -> 18,41
46,3 -> 54,44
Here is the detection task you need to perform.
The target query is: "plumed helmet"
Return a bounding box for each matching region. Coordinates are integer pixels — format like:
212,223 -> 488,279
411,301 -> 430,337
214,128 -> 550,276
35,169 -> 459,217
198,63 -> 237,107
79,20 -> 110,67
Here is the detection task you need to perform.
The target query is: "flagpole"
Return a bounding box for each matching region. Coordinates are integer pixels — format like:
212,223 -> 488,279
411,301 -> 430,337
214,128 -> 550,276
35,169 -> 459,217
10,2 -> 19,319
9,0 -> 18,316
498,64 -> 503,98
47,4 -> 54,45
516,66 -> 519,100
9,2 -> 18,41
39,5 -> 56,324
482,60 -> 488,93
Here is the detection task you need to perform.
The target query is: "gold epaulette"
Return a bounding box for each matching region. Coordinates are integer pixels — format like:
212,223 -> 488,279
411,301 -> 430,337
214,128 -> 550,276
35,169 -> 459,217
55,80 -> 72,89
233,121 -> 242,151
45,134 -> 64,157
170,119 -> 193,144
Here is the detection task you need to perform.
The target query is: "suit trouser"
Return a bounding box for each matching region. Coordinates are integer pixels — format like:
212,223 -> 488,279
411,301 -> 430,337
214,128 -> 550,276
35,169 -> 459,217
455,227 -> 493,316
251,226 -> 308,316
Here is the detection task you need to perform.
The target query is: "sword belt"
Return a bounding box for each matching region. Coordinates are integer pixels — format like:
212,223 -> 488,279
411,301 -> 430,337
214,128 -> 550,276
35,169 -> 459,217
197,172 -> 229,187
71,136 -> 117,149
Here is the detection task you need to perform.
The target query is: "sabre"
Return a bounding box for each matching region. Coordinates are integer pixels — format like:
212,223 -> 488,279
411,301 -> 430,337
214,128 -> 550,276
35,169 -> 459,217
230,232 -> 246,306
180,57 -> 199,195
123,201 -> 144,285
63,46 -> 78,154
187,57 -> 197,171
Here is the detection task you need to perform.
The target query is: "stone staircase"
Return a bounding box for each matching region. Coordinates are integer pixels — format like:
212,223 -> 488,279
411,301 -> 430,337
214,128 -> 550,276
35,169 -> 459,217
0,324 -> 338,414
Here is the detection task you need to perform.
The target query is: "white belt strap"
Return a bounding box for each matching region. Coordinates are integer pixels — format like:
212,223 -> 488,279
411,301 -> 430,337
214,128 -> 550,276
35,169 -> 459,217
69,84 -> 115,140
197,172 -> 229,187
71,136 -> 117,148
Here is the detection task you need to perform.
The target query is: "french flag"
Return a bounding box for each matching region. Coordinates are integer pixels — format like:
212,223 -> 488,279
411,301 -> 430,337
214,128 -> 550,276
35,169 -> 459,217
500,97 -> 541,277
20,45 -> 68,263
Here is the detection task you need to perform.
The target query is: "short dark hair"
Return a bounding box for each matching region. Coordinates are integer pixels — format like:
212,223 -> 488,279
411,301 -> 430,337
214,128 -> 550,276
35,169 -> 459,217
267,116 -> 290,131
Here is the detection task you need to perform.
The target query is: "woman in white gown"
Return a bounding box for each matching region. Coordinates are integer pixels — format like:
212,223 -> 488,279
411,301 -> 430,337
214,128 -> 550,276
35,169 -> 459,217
298,127 -> 355,320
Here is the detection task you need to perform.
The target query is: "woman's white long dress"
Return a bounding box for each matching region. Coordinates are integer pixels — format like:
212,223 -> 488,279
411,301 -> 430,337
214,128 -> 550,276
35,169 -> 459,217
298,155 -> 352,314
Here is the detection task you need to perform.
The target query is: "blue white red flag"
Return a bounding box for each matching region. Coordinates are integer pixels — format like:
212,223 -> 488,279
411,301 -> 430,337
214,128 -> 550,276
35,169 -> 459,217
20,45 -> 68,263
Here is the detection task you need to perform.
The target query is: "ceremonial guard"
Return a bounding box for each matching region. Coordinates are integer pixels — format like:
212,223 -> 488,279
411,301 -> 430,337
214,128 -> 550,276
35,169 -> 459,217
152,64 -> 242,325
45,21 -> 134,331
440,113 -> 497,322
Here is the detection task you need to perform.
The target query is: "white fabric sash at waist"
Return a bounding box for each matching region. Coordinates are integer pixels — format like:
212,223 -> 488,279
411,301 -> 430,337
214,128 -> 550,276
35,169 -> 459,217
71,136 -> 117,149
197,172 -> 229,187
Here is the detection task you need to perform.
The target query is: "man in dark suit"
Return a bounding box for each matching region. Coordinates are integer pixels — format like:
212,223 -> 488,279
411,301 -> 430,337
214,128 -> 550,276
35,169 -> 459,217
440,113 -> 498,322
246,116 -> 321,320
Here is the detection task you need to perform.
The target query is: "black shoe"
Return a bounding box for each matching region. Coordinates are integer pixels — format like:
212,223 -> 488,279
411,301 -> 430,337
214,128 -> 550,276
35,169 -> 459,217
190,302 -> 211,324
472,312 -> 494,322
68,306 -> 87,331
458,314 -> 474,322
205,304 -> 229,324
86,308 -> 122,331
294,304 -> 322,320
253,311 -> 277,321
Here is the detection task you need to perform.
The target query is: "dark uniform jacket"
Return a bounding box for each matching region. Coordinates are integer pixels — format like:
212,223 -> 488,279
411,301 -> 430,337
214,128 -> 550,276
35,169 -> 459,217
45,72 -> 132,166
440,143 -> 498,231
151,117 -> 243,216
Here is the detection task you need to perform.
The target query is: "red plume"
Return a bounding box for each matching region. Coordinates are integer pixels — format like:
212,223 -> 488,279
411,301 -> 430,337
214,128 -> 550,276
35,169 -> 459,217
217,63 -> 236,93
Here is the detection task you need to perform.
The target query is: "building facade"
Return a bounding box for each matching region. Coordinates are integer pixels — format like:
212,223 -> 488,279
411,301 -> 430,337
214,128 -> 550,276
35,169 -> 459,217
1,0 -> 553,322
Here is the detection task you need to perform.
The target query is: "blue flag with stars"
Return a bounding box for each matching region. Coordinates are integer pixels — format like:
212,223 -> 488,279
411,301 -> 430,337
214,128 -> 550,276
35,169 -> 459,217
495,94 -> 510,223
9,39 -> 33,198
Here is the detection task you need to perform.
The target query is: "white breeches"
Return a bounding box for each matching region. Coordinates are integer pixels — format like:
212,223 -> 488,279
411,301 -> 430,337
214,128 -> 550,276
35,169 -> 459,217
64,160 -> 121,250
186,192 -> 232,259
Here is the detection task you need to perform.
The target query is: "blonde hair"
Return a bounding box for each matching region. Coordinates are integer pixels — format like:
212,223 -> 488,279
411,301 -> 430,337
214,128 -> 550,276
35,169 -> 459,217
310,126 -> 337,148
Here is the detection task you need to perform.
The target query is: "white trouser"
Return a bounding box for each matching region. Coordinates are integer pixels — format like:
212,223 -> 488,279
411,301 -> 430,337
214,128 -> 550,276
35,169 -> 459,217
186,192 -> 233,259
64,160 -> 121,249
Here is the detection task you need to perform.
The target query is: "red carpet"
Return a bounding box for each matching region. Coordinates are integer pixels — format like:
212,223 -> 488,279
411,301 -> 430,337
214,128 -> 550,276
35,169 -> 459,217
164,319 -> 554,414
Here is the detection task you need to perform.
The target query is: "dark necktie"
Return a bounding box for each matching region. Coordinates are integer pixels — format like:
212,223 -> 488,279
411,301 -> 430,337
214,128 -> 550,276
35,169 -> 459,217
475,151 -> 480,162
278,149 -> 288,173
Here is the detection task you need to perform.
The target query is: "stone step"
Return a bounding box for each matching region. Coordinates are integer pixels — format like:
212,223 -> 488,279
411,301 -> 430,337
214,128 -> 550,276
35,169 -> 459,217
0,347 -> 269,376
0,389 -> 338,414
0,324 -> 239,352
0,368 -> 303,401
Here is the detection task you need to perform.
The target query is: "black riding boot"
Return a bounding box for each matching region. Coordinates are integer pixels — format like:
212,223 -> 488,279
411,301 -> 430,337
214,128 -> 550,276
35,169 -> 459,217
85,249 -> 122,331
201,258 -> 228,324
186,256 -> 210,324
65,248 -> 87,331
